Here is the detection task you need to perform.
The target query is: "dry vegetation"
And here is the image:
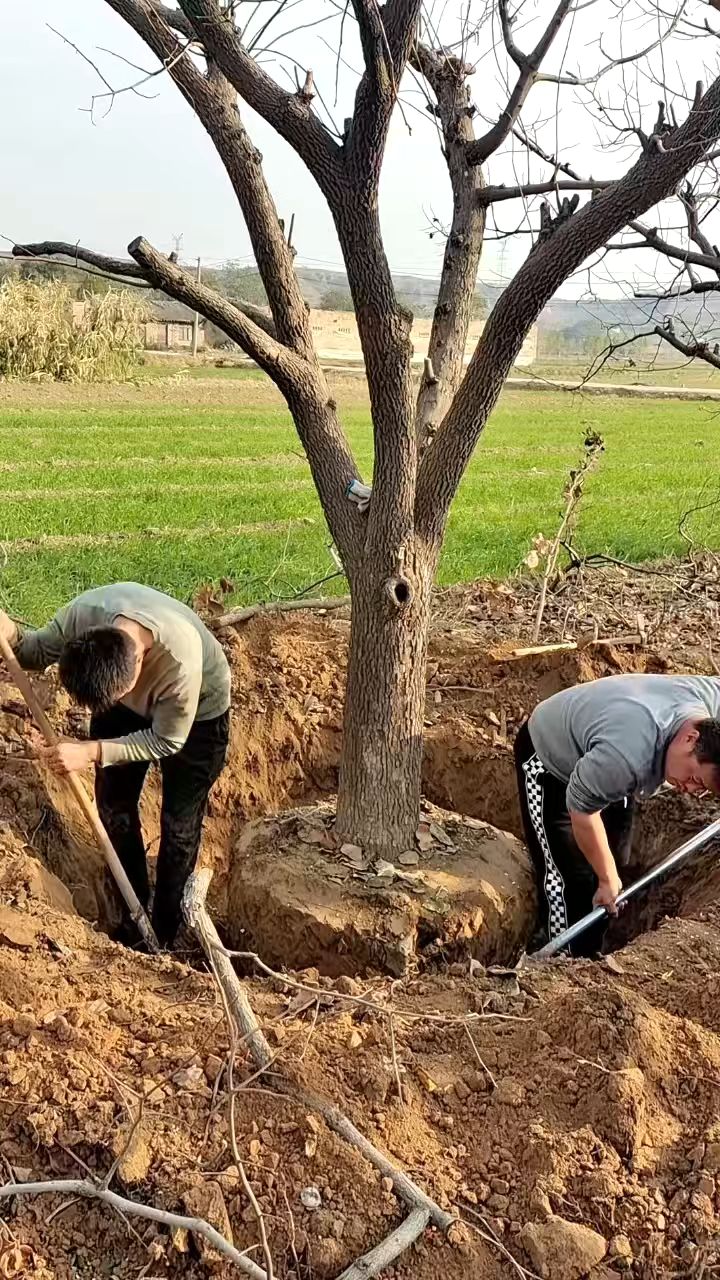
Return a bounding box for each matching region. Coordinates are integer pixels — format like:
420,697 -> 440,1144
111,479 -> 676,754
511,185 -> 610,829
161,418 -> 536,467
0,280 -> 146,383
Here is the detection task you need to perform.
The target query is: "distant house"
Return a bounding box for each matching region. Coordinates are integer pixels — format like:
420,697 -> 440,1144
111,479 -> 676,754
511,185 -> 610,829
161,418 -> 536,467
144,300 -> 205,351
70,297 -> 206,351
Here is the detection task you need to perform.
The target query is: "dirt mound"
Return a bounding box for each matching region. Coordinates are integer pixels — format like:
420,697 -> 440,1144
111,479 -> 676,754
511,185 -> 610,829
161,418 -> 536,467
226,802 -> 535,976
2,840 -> 720,1277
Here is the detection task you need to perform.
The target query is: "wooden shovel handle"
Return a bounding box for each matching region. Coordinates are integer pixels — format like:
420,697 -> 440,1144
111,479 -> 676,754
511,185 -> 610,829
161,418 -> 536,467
0,629 -> 159,953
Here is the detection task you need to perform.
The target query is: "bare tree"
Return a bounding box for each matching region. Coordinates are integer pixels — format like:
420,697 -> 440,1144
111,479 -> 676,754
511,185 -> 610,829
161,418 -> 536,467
15,0 -> 720,856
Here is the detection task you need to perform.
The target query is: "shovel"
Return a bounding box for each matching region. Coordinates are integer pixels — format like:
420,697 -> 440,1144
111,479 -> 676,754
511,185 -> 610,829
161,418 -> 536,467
0,631 -> 159,954
533,815 -> 720,959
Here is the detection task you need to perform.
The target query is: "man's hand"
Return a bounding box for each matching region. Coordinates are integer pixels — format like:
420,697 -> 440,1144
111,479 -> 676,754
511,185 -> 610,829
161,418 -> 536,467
593,871 -> 623,915
36,740 -> 100,776
0,611 -> 18,647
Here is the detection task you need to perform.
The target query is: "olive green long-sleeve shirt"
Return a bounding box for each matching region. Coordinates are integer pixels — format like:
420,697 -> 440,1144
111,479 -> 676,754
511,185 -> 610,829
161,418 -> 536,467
14,583 -> 231,766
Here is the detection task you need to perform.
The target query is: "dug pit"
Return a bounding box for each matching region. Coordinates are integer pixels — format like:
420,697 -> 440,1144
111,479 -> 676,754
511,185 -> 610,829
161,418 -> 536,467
1,608 -> 719,975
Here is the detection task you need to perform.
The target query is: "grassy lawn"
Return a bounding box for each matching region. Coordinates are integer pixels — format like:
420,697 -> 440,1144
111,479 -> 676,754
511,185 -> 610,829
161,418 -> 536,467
0,377 -> 718,623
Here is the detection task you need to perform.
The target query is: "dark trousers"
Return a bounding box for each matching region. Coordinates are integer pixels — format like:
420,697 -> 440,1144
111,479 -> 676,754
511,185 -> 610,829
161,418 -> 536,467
514,721 -> 634,957
90,705 -> 230,948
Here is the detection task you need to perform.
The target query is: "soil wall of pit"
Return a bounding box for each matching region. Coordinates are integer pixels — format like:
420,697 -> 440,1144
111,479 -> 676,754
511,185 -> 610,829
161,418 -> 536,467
1,608 -> 717,953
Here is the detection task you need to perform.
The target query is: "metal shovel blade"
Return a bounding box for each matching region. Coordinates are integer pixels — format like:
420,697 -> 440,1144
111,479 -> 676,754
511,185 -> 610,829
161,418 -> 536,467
533,815 -> 720,960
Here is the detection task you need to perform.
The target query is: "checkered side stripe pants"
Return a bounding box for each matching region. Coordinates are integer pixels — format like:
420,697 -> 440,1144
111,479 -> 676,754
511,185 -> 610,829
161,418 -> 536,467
521,752 -> 569,939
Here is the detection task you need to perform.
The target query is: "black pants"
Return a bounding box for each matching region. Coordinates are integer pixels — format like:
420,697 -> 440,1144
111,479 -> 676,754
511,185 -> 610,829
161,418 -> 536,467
514,721 -> 634,957
91,705 -> 230,948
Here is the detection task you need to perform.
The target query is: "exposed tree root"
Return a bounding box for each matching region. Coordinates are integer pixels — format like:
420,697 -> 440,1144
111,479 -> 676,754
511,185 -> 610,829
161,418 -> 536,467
182,868 -> 454,1275
0,1179 -> 268,1279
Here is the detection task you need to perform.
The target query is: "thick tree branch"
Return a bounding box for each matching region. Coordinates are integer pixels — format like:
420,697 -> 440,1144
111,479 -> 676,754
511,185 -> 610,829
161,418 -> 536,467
654,322 -> 720,369
412,46 -> 486,451
478,178 -> 612,206
147,0 -> 194,37
346,0 -> 423,186
126,237 -> 362,562
626,219 -> 720,272
417,74 -> 720,543
12,240 -> 278,334
174,0 -> 344,201
635,279 -> 720,298
467,0 -> 574,165
13,241 -> 145,281
103,0 -> 313,358
126,237 -> 290,369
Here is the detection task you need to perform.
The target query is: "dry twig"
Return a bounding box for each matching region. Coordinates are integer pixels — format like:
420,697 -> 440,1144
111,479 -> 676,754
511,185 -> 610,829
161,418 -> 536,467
0,1180 -> 268,1279
182,869 -> 455,1278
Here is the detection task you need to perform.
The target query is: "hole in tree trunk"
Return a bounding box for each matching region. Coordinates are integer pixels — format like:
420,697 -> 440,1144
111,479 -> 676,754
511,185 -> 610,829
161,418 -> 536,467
386,577 -> 412,606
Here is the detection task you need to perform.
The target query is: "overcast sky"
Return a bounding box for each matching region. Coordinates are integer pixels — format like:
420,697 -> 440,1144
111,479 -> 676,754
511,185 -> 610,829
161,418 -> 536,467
2,1 -> 714,302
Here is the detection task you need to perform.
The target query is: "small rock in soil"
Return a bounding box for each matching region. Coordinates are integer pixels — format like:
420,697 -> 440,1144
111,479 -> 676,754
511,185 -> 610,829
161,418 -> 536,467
415,825 -> 434,853
609,1234 -> 633,1260
111,1123 -> 152,1186
300,1186 -> 322,1210
340,842 -> 364,864
183,1183 -> 233,1262
398,851 -> 419,866
520,1215 -> 607,1280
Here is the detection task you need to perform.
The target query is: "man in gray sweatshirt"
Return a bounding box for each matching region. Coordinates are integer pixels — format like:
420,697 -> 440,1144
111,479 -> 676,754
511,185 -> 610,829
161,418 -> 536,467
0,583 -> 232,948
514,674 -> 720,956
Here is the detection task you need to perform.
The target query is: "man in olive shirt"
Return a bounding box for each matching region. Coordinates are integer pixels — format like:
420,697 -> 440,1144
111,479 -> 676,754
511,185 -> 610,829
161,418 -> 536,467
514,674 -> 720,956
0,583 -> 231,948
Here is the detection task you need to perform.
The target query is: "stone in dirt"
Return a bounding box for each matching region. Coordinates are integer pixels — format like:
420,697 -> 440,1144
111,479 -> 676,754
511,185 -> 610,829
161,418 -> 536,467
183,1182 -> 233,1262
111,1122 -> 152,1185
0,907 -> 40,950
520,1216 -> 607,1280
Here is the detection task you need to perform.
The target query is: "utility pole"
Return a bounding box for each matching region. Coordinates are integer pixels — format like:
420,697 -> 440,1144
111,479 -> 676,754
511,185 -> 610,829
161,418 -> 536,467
192,257 -> 201,358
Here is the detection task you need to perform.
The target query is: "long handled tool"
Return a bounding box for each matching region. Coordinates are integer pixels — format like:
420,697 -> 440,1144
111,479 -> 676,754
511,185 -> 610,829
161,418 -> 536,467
535,815 -> 720,959
0,632 -> 159,953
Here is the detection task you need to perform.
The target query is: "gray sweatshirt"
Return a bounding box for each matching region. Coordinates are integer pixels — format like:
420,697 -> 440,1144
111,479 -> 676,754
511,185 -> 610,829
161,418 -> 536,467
529,674 -> 720,813
13,583 -> 231,767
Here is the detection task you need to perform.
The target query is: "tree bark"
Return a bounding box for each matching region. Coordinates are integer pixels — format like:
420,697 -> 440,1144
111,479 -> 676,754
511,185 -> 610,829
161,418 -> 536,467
335,544 -> 435,854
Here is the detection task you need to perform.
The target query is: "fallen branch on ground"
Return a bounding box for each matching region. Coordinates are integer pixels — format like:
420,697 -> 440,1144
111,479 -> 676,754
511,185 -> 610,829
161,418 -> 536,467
335,1208 -> 431,1279
214,596 -> 350,628
0,1180 -> 268,1279
182,870 -> 455,1278
505,634 -> 643,659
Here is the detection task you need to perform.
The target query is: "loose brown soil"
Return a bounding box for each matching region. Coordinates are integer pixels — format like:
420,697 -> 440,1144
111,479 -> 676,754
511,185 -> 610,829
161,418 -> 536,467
2,562 -> 720,1277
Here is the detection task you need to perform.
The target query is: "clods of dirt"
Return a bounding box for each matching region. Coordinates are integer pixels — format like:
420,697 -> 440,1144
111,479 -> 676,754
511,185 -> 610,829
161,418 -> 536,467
226,801 -> 535,976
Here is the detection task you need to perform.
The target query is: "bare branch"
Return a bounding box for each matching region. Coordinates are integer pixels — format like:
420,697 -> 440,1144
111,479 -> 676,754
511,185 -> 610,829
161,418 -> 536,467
11,240 -> 278,333
346,0 -> 423,184
654,320 -> 720,369
104,0 -> 314,357
336,1209 -> 432,1280
147,0 -> 195,37
412,45 -> 485,450
12,241 -> 145,280
0,1180 -> 268,1279
627,219 -> 720,272
467,0 -> 575,166
174,0 -> 344,200
477,179 -> 612,206
125,236 -> 294,371
417,73 -> 720,543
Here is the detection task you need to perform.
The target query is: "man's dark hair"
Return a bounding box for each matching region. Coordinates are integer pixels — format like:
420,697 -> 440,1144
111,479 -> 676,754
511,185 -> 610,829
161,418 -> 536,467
695,719 -> 720,785
58,626 -> 136,712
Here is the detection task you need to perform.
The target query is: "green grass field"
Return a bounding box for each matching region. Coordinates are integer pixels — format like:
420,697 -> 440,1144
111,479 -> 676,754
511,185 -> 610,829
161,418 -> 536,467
1,378 -> 718,623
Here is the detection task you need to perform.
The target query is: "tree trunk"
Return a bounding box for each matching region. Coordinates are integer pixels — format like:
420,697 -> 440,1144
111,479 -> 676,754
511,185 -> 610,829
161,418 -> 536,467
335,544 -> 435,856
